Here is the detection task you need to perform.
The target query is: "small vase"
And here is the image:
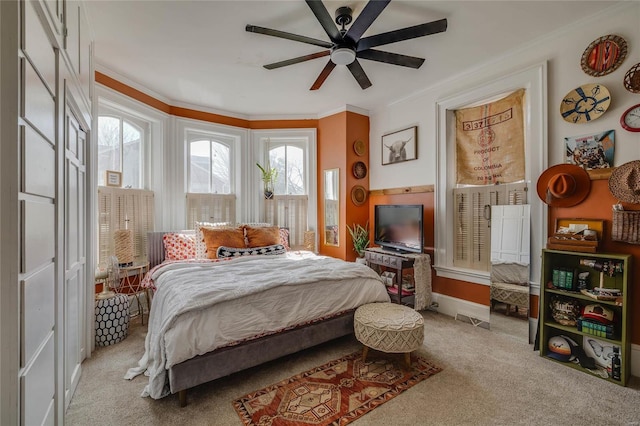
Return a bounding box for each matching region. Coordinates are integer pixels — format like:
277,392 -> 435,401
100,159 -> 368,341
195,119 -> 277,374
264,190 -> 274,199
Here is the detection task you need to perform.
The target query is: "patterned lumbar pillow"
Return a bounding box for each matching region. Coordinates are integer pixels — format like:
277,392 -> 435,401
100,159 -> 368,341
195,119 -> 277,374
217,244 -> 286,259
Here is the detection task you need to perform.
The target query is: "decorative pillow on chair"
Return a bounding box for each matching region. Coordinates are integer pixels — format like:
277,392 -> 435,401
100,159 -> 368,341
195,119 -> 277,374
244,226 -> 281,248
163,233 -> 196,260
202,226 -> 246,259
195,221 -> 233,259
217,244 -> 286,259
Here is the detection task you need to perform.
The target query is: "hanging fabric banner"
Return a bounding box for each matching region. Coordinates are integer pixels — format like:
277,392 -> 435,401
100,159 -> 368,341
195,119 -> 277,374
455,89 -> 526,185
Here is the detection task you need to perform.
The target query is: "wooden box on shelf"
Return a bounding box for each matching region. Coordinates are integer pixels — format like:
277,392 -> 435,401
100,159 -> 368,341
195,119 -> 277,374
539,249 -> 631,386
546,218 -> 604,253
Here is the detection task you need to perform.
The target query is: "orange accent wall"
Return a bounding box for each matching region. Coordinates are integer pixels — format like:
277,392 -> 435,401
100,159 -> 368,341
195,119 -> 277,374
318,112 -> 347,259
550,178 -> 640,344
344,112 -> 370,261
96,71 -> 318,130
317,111 -> 370,261
366,191 -> 492,303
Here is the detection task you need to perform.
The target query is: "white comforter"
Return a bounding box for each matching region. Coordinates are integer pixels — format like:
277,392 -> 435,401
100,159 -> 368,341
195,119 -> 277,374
125,252 -> 389,399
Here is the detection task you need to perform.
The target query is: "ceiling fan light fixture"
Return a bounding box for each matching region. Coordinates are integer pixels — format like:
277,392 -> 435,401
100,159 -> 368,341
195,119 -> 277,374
330,47 -> 356,65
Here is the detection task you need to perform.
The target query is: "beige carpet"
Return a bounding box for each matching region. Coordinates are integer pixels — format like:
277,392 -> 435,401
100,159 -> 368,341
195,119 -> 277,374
66,311 -> 640,425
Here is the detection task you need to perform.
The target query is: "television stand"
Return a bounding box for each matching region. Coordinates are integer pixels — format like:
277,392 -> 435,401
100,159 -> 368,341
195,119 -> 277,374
364,247 -> 432,309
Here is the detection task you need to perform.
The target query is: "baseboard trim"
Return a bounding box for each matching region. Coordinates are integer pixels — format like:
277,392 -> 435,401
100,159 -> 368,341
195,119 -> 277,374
431,292 -> 638,379
431,293 -> 490,323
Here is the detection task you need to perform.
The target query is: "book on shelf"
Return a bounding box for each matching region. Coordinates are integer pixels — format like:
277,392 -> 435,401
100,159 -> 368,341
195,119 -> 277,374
387,285 -> 414,296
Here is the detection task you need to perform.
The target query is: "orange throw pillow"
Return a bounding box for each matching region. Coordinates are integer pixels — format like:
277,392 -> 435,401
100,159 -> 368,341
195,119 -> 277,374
245,226 -> 280,248
201,227 -> 246,259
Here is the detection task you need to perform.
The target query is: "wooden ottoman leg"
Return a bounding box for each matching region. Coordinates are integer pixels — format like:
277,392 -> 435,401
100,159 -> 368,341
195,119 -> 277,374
178,389 -> 187,407
362,346 -> 369,362
404,353 -> 411,369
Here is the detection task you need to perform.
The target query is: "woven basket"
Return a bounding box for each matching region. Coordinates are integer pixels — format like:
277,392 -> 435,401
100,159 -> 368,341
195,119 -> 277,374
612,210 -> 640,244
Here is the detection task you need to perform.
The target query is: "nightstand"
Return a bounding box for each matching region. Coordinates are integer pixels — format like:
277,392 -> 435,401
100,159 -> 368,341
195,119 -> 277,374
114,261 -> 151,325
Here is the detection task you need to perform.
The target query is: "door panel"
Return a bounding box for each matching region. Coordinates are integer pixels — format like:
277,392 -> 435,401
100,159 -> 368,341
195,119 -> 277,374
21,200 -> 55,273
21,335 -> 55,426
21,264 -> 55,366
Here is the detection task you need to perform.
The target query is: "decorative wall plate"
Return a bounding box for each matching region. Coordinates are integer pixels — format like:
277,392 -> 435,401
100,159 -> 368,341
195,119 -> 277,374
351,185 -> 367,206
352,161 -> 367,179
623,63 -> 640,93
560,84 -> 611,124
353,139 -> 366,156
620,104 -> 640,132
580,34 -> 627,77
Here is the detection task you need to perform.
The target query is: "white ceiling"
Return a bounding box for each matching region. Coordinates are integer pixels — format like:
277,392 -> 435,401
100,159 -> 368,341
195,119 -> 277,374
86,0 -> 618,118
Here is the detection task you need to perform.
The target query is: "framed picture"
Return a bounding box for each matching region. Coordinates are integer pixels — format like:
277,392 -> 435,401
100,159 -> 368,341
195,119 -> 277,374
382,126 -> 417,165
565,130 -> 614,170
105,170 -> 122,187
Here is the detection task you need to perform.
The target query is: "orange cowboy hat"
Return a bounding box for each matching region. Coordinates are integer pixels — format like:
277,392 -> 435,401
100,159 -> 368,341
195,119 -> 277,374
536,164 -> 591,207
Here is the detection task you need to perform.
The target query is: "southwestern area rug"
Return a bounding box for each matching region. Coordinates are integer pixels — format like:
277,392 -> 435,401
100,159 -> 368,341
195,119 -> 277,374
232,351 -> 442,426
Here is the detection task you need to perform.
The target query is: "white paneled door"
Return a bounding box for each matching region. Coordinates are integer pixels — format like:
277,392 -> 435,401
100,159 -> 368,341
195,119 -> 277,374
64,100 -> 87,408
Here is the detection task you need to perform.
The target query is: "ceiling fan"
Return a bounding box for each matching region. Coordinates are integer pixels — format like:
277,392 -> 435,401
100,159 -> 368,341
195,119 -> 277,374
246,0 -> 447,90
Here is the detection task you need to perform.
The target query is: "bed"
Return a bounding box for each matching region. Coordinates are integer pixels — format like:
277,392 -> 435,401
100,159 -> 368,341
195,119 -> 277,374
125,227 -> 390,406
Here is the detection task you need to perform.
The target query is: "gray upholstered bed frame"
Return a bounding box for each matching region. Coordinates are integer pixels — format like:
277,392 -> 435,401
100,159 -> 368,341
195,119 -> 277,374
146,231 -> 356,407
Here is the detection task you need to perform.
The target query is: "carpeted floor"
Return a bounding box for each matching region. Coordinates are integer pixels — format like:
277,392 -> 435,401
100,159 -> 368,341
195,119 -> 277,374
66,311 -> 640,425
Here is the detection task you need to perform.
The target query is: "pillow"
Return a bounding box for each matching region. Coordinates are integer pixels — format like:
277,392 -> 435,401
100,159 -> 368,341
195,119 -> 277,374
195,221 -> 232,259
217,244 -> 286,259
163,233 -> 196,260
279,228 -> 290,251
201,226 -> 246,259
244,226 -> 280,248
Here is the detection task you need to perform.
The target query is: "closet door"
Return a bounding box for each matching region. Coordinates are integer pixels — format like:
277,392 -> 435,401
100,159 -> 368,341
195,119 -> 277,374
19,1 -> 58,424
64,97 -> 87,408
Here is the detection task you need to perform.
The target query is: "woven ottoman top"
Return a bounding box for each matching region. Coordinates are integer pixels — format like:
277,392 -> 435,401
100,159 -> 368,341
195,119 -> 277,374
355,302 -> 424,331
354,303 -> 424,353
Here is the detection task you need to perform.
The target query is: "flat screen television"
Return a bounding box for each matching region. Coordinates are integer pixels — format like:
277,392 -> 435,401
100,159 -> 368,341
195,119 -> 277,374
374,204 -> 424,253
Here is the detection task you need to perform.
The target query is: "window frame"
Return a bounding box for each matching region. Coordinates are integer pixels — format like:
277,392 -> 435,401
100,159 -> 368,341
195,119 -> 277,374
435,62 -> 547,289
251,128 -> 317,244
266,138 -> 309,196
186,131 -> 235,195
97,104 -> 150,189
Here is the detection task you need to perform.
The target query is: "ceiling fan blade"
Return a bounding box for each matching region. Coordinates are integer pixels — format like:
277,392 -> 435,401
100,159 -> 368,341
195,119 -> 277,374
246,25 -> 332,49
264,51 -> 330,70
344,0 -> 391,44
357,49 -> 424,69
357,18 -> 448,51
347,59 -> 372,90
305,0 -> 341,43
310,60 -> 336,90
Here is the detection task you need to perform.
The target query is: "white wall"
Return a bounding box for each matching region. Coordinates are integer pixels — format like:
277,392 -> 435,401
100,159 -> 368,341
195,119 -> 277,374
369,2 -> 640,189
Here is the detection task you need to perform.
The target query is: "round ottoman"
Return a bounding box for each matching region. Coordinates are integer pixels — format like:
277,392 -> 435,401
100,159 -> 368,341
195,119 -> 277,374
354,302 -> 424,368
95,294 -> 130,347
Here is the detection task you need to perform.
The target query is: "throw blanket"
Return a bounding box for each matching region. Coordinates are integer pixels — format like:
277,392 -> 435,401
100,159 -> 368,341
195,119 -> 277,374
125,253 -> 386,399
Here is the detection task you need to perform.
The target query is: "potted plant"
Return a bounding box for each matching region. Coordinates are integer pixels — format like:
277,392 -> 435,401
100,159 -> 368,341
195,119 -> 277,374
347,222 -> 370,263
256,162 -> 278,199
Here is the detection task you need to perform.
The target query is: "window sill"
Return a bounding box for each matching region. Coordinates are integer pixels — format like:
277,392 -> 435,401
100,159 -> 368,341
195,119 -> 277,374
433,265 -> 490,286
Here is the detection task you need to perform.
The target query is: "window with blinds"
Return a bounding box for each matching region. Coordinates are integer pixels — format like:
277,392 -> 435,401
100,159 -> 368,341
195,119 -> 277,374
97,186 -> 155,267
262,138 -> 309,249
453,182 -> 527,271
264,195 -> 308,248
185,193 -> 236,229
